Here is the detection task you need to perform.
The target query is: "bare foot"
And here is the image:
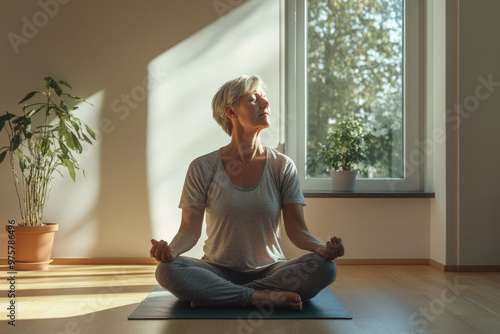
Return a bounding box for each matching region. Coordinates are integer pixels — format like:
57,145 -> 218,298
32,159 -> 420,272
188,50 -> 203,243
248,289 -> 302,310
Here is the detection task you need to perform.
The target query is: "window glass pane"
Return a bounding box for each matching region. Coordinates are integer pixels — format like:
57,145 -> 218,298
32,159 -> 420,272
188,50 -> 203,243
306,0 -> 404,179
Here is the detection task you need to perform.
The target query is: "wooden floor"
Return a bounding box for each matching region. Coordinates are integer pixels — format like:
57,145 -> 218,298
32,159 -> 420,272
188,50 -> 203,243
1,264 -> 500,334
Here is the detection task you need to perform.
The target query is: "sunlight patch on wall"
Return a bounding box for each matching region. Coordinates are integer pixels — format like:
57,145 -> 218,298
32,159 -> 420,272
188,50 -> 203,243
147,0 -> 280,257
45,90 -> 104,257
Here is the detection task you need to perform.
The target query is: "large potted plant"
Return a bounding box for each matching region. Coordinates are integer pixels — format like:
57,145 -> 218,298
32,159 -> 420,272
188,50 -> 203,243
318,117 -> 372,192
0,77 -> 96,270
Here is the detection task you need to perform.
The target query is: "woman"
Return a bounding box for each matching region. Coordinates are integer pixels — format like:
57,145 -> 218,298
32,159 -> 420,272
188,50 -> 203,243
150,75 -> 344,310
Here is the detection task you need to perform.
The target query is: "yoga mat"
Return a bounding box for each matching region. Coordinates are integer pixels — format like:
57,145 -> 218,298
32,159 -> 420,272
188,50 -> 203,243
128,286 -> 352,320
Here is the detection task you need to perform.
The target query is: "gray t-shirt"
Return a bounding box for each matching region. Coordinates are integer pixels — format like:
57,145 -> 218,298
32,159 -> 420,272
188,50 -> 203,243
179,147 -> 306,272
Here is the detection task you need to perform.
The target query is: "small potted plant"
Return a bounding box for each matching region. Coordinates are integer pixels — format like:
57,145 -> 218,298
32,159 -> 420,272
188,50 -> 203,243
318,117 -> 373,192
0,77 -> 96,270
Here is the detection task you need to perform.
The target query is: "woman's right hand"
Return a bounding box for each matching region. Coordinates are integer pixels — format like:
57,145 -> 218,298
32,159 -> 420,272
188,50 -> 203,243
150,239 -> 178,263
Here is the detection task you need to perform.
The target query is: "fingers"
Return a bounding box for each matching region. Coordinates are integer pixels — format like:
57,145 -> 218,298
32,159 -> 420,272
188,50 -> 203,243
338,237 -> 345,257
334,236 -> 344,257
159,240 -> 169,262
325,240 -> 332,257
150,239 -> 171,262
327,236 -> 345,259
150,239 -> 162,257
150,239 -> 158,258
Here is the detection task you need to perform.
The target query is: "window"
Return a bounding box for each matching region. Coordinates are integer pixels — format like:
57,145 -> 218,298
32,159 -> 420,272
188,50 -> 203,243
285,0 -> 423,191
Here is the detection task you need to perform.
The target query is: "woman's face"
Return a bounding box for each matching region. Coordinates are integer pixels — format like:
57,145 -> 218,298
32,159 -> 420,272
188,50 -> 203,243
231,88 -> 271,132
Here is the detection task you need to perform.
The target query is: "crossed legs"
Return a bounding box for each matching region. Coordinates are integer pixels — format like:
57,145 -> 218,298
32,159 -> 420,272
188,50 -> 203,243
155,253 -> 337,309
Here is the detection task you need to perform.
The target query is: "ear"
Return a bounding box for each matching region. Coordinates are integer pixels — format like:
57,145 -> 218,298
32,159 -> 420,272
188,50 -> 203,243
225,105 -> 238,120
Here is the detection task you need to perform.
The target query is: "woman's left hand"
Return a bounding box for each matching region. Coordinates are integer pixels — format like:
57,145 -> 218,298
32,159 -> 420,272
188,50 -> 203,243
315,236 -> 344,260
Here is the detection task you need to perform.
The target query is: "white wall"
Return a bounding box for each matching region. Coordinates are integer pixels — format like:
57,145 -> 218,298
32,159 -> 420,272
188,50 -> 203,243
282,198 -> 430,260
457,0 -> 500,265
0,0 -> 432,262
427,0 -> 500,267
426,0 -> 449,265
145,0 -> 282,258
0,0 -> 281,258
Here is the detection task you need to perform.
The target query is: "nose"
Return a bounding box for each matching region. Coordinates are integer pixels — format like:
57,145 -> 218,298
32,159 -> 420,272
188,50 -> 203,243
259,96 -> 269,109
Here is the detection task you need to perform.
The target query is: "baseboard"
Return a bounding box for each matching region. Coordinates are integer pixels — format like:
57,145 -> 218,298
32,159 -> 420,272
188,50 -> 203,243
51,257 -> 159,265
0,257 -> 158,266
335,258 -> 429,265
429,259 -> 500,272
452,265 -> 500,272
0,257 -> 429,266
429,259 -> 446,271
1,257 -> 499,271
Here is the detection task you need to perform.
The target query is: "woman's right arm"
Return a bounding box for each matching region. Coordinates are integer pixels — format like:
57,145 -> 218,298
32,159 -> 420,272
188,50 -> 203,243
150,206 -> 205,263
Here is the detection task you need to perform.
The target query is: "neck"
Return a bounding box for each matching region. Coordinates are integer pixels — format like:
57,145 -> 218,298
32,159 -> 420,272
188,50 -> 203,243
225,130 -> 265,162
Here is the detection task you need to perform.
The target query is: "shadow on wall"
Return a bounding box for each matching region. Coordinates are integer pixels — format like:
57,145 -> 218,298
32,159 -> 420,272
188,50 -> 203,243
146,0 -> 281,258
0,0 -> 280,258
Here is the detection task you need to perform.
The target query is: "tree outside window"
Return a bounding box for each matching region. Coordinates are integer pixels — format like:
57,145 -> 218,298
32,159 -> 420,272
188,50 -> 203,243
306,0 -> 404,179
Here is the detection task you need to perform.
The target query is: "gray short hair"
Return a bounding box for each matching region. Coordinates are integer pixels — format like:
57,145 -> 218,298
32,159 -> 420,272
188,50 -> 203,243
212,75 -> 266,136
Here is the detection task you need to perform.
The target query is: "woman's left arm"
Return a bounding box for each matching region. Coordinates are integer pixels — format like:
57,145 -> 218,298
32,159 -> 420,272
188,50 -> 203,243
282,203 -> 345,260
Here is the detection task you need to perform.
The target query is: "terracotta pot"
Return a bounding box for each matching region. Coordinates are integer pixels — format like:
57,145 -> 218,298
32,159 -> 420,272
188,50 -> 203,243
5,223 -> 58,270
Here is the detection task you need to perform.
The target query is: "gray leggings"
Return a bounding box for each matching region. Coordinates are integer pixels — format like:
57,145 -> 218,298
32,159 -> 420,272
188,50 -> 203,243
155,253 -> 337,307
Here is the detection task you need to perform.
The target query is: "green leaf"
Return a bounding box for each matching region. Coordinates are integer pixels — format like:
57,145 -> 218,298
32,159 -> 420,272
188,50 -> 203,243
62,93 -> 94,106
60,100 -> 69,112
63,130 -> 76,150
48,77 -> 63,96
11,116 -> 24,124
63,158 -> 76,182
33,105 -> 46,116
58,80 -> 72,89
71,132 -> 82,153
58,140 -> 69,154
49,104 -> 67,116
26,109 -> 37,118
44,77 -> 51,90
82,133 -> 92,144
18,155 -> 25,171
18,91 -> 39,104
41,139 -> 50,154
71,119 -> 80,133
13,116 -> 31,135
0,112 -> 16,122
10,134 -> 21,151
85,124 -> 96,140
0,150 -> 6,164
62,93 -> 83,101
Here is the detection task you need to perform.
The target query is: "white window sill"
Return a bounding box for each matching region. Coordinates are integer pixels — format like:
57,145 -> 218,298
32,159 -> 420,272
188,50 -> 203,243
303,191 -> 435,199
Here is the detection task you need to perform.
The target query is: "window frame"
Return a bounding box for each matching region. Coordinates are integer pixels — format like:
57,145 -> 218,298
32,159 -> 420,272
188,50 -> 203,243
284,0 -> 424,192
